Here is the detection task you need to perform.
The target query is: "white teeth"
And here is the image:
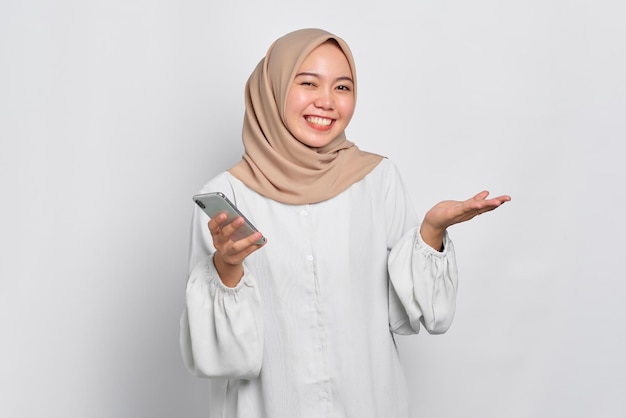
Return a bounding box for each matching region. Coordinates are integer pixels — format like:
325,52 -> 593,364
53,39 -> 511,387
306,116 -> 332,126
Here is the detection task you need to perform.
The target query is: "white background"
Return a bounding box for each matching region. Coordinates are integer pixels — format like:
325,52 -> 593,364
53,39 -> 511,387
1,1 -> 625,417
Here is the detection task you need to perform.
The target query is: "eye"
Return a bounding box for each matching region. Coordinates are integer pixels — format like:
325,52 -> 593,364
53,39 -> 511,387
336,84 -> 352,92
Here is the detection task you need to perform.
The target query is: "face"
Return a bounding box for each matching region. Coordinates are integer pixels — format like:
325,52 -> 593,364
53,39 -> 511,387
284,41 -> 355,149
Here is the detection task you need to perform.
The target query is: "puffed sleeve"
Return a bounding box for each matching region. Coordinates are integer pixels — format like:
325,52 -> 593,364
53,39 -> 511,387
179,180 -> 264,378
180,258 -> 264,378
388,229 -> 458,335
382,160 -> 459,335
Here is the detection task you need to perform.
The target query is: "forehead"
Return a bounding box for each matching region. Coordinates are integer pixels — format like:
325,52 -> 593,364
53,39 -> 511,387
297,42 -> 352,75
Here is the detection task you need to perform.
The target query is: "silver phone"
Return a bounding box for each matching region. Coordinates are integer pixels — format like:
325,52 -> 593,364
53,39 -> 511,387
193,192 -> 266,245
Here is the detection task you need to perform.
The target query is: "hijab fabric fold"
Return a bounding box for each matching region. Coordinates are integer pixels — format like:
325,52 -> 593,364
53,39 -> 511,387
229,28 -> 383,205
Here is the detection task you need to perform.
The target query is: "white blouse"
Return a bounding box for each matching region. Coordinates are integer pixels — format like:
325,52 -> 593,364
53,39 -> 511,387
180,158 -> 458,418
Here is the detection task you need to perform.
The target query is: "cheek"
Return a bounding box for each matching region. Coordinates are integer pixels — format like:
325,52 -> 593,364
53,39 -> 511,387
283,104 -> 299,132
286,91 -> 307,112
285,93 -> 301,119
338,97 -> 355,120
284,93 -> 308,126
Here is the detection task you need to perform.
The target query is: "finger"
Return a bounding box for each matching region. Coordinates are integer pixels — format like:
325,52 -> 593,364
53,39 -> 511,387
483,195 -> 511,208
474,201 -> 502,213
231,242 -> 263,262
208,212 -> 228,234
246,232 -> 266,246
219,216 -> 245,240
480,194 -> 511,204
229,231 -> 265,251
475,195 -> 512,214
221,233 -> 266,263
494,194 -> 512,203
472,190 -> 490,201
470,193 -> 511,209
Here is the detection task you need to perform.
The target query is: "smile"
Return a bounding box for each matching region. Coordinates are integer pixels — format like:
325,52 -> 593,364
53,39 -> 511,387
305,116 -> 333,127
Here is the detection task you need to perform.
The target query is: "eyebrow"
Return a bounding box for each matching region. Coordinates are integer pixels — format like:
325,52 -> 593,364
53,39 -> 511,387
295,72 -> 354,83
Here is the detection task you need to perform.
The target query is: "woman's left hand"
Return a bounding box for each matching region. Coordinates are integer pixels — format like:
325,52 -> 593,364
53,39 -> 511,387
420,191 -> 511,250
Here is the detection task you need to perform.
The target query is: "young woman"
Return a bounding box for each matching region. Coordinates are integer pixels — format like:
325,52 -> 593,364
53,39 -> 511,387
180,28 -> 510,418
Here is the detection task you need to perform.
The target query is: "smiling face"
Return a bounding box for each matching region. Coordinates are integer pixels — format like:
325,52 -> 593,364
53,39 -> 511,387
284,41 -> 355,149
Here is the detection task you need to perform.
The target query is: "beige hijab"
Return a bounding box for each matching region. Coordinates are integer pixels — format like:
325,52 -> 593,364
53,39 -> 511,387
229,28 -> 383,205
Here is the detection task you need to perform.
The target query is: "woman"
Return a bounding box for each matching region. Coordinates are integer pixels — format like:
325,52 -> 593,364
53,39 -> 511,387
180,28 -> 510,418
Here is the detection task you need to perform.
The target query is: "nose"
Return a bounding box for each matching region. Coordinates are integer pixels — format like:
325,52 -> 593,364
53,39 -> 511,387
314,89 -> 334,110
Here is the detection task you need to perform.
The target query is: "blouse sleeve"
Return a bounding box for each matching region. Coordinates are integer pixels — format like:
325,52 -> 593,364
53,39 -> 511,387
388,229 -> 458,335
179,187 -> 264,379
180,258 -> 264,378
382,160 -> 459,335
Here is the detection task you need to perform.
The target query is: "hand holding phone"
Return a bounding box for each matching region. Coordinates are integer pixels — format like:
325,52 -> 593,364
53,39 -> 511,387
193,192 -> 266,245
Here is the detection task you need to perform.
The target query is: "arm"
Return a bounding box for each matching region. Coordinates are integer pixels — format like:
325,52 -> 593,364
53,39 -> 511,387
388,229 -> 458,334
389,190 -> 511,334
180,192 -> 265,378
382,162 -> 459,334
384,163 -> 510,334
180,257 -> 263,378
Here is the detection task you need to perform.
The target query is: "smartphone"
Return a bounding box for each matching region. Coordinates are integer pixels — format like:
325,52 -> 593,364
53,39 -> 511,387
193,192 -> 266,245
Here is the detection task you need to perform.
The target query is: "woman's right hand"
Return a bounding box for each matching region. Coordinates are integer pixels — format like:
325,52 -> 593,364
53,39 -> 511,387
208,212 -> 266,287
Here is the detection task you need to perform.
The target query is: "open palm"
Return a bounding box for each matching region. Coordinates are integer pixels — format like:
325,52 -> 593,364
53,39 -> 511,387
424,190 -> 511,230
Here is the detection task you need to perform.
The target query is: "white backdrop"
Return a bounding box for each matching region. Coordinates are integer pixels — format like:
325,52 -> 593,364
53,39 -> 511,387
1,1 -> 624,417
